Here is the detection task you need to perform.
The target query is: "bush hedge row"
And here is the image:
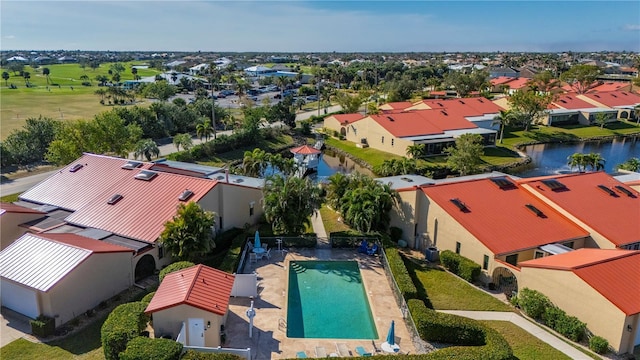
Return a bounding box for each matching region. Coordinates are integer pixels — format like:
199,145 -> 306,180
167,130 -> 257,163
30,315 -> 55,337
119,336 -> 183,360
440,250 -> 481,283
101,301 -> 150,360
517,288 -> 587,342
159,261 -> 196,282
408,299 -> 512,360
181,351 -> 245,360
140,291 -> 156,305
218,232 -> 251,273
589,335 -> 609,354
384,247 -> 418,300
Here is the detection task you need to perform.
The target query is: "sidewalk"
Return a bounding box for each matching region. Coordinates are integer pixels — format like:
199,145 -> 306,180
310,210 -> 330,248
438,310 -> 591,360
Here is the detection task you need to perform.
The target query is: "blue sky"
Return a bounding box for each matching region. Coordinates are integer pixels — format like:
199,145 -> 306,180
1,1 -> 639,52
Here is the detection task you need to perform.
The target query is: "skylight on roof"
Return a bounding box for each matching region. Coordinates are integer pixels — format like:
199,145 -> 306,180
525,204 -> 546,218
233,178 -> 244,183
597,185 -> 618,197
134,170 -> 158,181
489,177 -> 515,190
541,179 -> 567,191
614,185 -> 635,198
400,177 -> 413,182
449,198 -> 469,212
122,161 -> 143,170
107,194 -> 123,205
178,189 -> 194,201
69,164 -> 83,173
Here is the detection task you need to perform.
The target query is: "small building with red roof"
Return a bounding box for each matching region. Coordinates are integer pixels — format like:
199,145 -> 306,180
419,176 -> 590,293
0,202 -> 45,250
577,90 -> 640,121
520,172 -> 640,250
0,232 -> 133,325
145,264 -> 235,348
520,249 -> 640,354
545,93 -> 619,126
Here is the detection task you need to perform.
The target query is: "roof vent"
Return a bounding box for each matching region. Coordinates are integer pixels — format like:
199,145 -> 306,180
216,175 -> 226,180
559,99 -> 567,103
134,170 -> 158,181
233,178 -> 244,183
614,185 -> 635,198
107,194 -> 123,205
437,102 -> 444,107
611,94 -> 617,98
458,100 -> 465,104
387,116 -> 395,122
478,99 -> 484,103
489,177 -> 516,189
441,110 -> 448,116
597,184 -> 618,197
69,164 -> 84,173
449,198 -> 469,212
566,96 -> 572,99
621,92 -> 628,95
178,189 -> 194,201
400,177 -> 413,182
593,94 -> 600,98
525,204 -> 546,217
541,179 -> 567,191
122,161 -> 143,170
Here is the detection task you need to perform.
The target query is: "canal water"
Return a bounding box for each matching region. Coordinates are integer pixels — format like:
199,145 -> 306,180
308,151 -> 373,182
512,137 -> 640,177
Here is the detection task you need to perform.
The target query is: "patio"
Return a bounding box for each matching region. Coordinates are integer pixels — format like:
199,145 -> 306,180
224,247 -> 418,359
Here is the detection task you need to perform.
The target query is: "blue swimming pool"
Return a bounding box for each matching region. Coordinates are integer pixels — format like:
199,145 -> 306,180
286,260 -> 378,339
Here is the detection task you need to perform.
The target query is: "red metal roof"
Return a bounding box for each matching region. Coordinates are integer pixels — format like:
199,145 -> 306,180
65,170 -> 218,243
383,102 -> 414,110
145,264 -> 235,316
420,97 -> 504,116
490,76 -> 517,86
290,145 -> 321,155
588,82 -> 630,93
580,91 -> 640,107
521,249 -> 640,315
421,178 -> 589,255
331,114 -> 365,125
0,202 -> 45,215
38,233 -> 133,253
19,154 -> 152,211
370,110 -> 477,138
551,93 -> 596,109
521,172 -> 640,247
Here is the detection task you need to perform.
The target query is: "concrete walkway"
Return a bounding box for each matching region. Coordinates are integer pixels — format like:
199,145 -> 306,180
438,310 -> 591,359
310,210 -> 330,248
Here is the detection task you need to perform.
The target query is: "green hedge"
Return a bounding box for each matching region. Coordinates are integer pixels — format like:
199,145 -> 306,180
218,232 -> 250,273
30,315 -> 55,337
212,228 -> 244,254
440,250 -> 481,283
181,351 -> 244,360
101,302 -> 150,360
159,261 -> 195,282
518,288 -> 586,342
384,247 -> 418,300
140,291 -> 156,305
119,336 -> 182,360
589,336 -> 609,354
408,299 -> 512,360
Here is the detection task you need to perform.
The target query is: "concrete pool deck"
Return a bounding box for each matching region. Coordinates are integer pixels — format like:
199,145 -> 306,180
224,247 -> 417,359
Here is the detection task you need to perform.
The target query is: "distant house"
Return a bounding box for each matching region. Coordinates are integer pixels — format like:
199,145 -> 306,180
520,249 -> 640,354
57,56 -> 77,63
0,233 -> 133,325
489,67 -> 519,78
244,65 -> 276,77
6,56 -> 28,62
145,264 -> 235,348
0,202 -> 45,250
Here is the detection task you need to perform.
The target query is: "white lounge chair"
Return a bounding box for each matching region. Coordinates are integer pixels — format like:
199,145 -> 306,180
249,253 -> 257,263
265,248 -> 272,259
315,346 -> 327,358
336,343 -> 350,357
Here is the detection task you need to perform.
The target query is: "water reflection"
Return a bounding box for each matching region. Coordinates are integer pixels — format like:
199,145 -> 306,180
514,137 -> 640,177
309,152 -> 373,182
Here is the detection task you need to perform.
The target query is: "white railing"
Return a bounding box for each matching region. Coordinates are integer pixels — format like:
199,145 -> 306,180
176,322 -> 186,345
183,346 -> 251,360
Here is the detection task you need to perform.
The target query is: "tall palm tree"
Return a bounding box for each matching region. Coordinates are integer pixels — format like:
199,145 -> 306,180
406,144 -> 425,159
585,153 -> 605,171
242,148 -> 270,177
131,67 -> 138,80
567,153 -> 586,172
196,118 -> 214,142
173,133 -> 193,152
492,110 -> 515,144
134,139 -> 160,161
263,175 -> 321,235
276,76 -> 290,97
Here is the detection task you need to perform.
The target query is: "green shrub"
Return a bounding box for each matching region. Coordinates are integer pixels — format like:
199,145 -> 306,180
30,315 -> 55,337
140,291 -> 156,305
589,335 -> 609,354
542,306 -> 564,329
159,261 -> 195,282
553,313 -> 586,342
101,302 -> 150,360
181,351 -> 244,360
218,232 -> 250,273
440,250 -> 481,283
385,247 -> 418,300
212,228 -> 244,254
517,288 -> 551,320
119,336 -> 182,360
389,227 -> 403,242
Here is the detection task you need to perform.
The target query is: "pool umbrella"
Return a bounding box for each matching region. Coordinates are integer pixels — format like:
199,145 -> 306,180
254,230 -> 261,249
386,320 -> 395,345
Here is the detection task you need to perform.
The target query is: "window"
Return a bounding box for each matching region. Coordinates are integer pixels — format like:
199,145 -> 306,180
381,136 -> 384,144
483,255 -> 489,270
455,242 -> 461,254
534,251 -> 545,259
505,254 -> 518,266
158,244 -> 164,259
391,139 -> 394,146
249,202 -> 255,216
219,216 -> 223,230
564,241 -> 574,249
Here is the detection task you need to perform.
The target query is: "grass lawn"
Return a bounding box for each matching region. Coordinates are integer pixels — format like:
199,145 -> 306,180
405,259 -> 512,311
501,121 -> 640,148
325,137 -> 402,168
319,204 -> 353,234
196,134 -> 295,167
482,321 -> 571,360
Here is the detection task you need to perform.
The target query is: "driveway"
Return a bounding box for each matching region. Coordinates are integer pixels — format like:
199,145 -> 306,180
1,307 -> 33,348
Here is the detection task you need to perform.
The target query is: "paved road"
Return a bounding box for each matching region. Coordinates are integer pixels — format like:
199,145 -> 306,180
0,105 -> 344,196
438,310 -> 593,359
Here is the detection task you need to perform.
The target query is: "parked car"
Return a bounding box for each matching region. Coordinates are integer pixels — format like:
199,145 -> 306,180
306,95 -> 318,101
273,94 -> 282,99
216,93 -> 226,98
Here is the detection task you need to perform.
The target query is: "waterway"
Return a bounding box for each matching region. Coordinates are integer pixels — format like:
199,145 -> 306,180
308,152 -> 373,182
512,137 -> 640,177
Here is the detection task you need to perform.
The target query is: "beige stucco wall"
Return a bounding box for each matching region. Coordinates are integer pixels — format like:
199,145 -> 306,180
41,251 -> 133,327
0,213 -> 42,250
198,184 -> 262,233
152,304 -> 226,347
389,190 -> 419,246
520,267 -> 634,354
323,116 -> 344,133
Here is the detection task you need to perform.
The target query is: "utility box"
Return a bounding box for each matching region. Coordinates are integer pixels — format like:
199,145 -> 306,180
425,247 -> 440,262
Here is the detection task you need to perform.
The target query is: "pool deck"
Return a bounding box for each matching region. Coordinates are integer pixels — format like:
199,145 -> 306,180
224,247 -> 417,359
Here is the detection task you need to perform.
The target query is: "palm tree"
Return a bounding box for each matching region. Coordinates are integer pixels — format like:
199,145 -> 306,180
159,202 -> 216,261
406,144 -> 425,159
617,157 -> 640,172
594,112 -> 610,129
567,153 -> 586,172
585,153 -> 605,171
42,67 -> 50,84
2,71 -> 10,86
263,175 -> 322,235
134,139 -> 160,161
173,133 -> 193,152
131,67 -> 138,80
94,88 -> 107,103
242,148 -> 270,177
492,110 -> 515,144
276,76 -> 290,97
235,78 -> 250,99
196,118 -> 214,141
171,72 -> 178,84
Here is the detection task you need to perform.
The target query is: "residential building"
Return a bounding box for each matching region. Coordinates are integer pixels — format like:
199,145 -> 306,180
0,202 -> 45,250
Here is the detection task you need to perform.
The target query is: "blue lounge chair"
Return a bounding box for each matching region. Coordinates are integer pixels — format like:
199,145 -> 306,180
355,346 -> 372,357
296,351 -> 308,358
358,240 -> 369,253
367,244 -> 379,256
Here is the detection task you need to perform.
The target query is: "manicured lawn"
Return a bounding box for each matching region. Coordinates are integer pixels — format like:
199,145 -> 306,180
405,259 -> 512,311
319,204 -> 353,234
196,134 -> 295,167
482,321 -> 571,360
501,121 -> 640,148
325,137 -> 402,168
